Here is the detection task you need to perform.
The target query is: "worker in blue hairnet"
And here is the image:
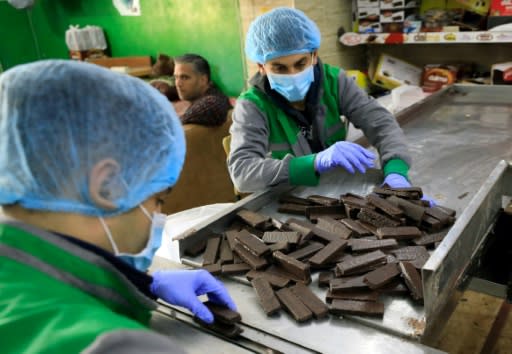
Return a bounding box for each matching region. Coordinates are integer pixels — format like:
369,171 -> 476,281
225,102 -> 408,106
0,60 -> 236,353
228,7 -> 435,206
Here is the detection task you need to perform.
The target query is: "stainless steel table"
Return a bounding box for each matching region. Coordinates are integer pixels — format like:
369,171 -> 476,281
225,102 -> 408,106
158,85 -> 512,353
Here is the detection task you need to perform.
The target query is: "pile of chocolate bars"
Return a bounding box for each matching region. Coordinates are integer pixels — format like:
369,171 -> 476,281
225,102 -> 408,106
186,186 -> 456,326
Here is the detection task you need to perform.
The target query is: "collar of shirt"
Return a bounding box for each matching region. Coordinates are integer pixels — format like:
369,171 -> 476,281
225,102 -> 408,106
53,232 -> 156,299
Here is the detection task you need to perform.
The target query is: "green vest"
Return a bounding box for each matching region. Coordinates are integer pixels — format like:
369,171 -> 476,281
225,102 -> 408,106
240,63 -> 347,160
0,222 -> 155,353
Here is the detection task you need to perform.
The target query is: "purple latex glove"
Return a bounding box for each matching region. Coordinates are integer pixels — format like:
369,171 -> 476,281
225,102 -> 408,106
382,173 -> 437,207
314,141 -> 375,174
150,270 -> 237,324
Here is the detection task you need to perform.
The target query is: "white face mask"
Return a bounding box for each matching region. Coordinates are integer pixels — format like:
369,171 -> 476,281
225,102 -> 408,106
99,204 -> 166,272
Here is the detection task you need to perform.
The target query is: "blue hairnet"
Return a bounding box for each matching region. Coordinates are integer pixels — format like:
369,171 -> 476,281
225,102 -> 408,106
245,7 -> 321,64
0,60 -> 185,216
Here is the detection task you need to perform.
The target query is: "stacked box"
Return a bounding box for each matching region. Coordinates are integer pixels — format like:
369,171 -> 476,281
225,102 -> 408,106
353,0 -> 420,33
488,0 -> 512,29
353,0 -> 382,33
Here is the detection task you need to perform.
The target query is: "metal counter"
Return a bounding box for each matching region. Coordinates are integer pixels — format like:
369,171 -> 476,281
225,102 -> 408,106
164,85 -> 512,353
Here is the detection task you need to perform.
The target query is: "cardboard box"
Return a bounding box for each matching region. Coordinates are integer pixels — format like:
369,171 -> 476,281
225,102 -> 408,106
380,9 -> 405,22
380,0 -> 406,9
491,62 -> 512,84
358,7 -> 380,20
490,0 -> 512,15
371,54 -> 423,89
357,0 -> 380,6
421,64 -> 458,92
359,21 -> 383,32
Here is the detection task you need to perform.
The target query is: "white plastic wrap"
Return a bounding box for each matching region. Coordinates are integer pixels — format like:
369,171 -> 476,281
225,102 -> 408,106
65,25 -> 107,51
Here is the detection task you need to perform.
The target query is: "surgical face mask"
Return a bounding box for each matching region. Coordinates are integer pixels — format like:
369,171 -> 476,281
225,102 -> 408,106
99,205 -> 167,272
266,64 -> 315,102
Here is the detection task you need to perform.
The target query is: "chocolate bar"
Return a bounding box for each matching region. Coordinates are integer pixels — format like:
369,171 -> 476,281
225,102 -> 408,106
269,242 -> 290,253
262,231 -> 301,244
275,287 -> 313,322
366,194 -> 404,220
373,186 -> 423,200
237,209 -> 271,229
340,218 -> 373,237
413,230 -> 447,247
424,206 -> 453,225
326,289 -> 380,303
219,237 -> 234,264
330,275 -> 368,292
307,194 -> 340,206
391,246 -> 429,261
184,238 -> 207,257
273,251 -> 311,283
305,205 -> 346,221
203,301 -> 242,324
225,230 -> 240,250
251,277 -> 282,316
235,229 -> 271,257
246,269 -> 291,288
202,235 -> 221,266
290,283 -> 329,319
278,203 -> 307,216
318,271 -> 334,288
376,226 -> 422,240
203,262 -> 222,275
271,217 -> 286,230
399,261 -> 423,301
315,216 -> 353,240
194,317 -> 243,338
363,263 -> 400,289
357,208 -> 401,228
436,205 -> 456,217
286,241 -> 324,261
421,215 -> 444,232
349,238 -> 398,253
221,262 -> 251,275
286,218 -> 316,242
232,242 -> 268,270
335,250 -> 387,276
341,194 -> 372,209
387,196 -> 426,224
329,299 -> 385,317
377,279 -> 409,295
308,239 -> 348,267
279,194 -> 315,205
265,265 -> 310,285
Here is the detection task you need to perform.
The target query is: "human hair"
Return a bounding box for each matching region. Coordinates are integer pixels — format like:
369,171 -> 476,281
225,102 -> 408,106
174,53 -> 211,81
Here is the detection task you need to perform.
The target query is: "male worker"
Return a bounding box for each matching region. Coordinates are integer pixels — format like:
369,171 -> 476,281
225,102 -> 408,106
227,7 -> 434,205
173,53 -> 232,126
0,60 -> 236,353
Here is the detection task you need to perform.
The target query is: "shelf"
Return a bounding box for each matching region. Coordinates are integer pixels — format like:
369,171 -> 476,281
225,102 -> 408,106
339,31 -> 512,46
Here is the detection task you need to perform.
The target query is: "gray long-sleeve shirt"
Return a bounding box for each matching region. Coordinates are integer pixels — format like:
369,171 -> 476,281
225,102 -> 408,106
228,62 -> 411,193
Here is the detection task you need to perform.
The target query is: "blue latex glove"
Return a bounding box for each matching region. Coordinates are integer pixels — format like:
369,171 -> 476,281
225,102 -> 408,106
314,141 -> 375,174
382,173 -> 437,207
150,270 -> 237,324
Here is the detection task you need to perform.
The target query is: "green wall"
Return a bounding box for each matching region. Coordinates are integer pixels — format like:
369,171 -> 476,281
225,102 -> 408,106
0,0 -> 246,96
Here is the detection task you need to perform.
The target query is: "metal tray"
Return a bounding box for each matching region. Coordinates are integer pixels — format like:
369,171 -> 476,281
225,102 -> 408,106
171,85 -> 512,351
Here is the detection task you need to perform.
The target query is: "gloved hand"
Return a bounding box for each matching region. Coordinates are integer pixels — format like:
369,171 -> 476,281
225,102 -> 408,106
382,173 -> 437,207
314,141 -> 375,174
150,270 -> 237,324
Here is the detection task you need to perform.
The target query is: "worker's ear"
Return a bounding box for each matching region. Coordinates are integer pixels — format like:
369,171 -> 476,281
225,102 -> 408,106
89,158 -> 121,210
